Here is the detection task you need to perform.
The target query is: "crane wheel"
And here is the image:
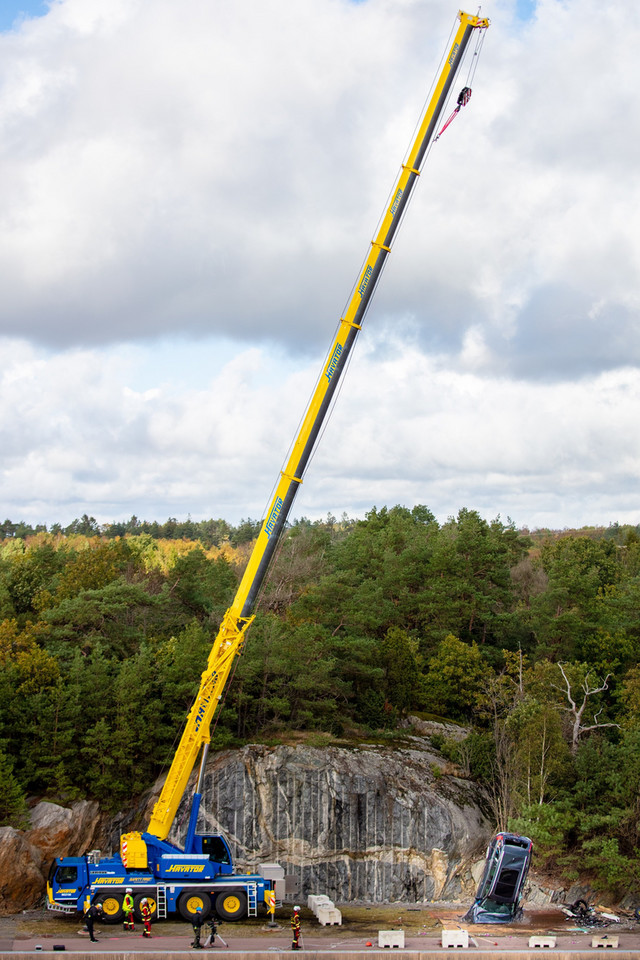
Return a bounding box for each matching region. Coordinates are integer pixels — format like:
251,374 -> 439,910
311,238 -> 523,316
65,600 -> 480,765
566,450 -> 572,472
178,891 -> 212,922
133,893 -> 157,922
215,890 -> 247,921
96,893 -> 124,924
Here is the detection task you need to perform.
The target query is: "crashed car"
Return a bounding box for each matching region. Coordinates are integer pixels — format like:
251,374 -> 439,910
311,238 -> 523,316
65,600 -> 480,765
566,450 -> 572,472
464,832 -> 533,923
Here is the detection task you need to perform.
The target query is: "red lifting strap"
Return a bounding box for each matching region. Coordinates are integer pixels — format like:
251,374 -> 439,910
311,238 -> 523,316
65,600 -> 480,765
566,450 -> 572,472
435,86 -> 473,140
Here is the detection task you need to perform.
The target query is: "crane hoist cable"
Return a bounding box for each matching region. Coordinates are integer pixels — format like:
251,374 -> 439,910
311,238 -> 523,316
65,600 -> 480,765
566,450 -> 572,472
434,16 -> 488,141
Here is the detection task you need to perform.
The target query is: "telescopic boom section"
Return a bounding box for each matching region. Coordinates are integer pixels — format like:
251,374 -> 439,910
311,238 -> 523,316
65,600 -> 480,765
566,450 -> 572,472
146,9 -> 489,842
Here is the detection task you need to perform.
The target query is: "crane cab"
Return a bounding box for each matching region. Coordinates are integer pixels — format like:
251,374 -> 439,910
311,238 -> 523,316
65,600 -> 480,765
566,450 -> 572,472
194,833 -> 233,871
143,831 -> 234,881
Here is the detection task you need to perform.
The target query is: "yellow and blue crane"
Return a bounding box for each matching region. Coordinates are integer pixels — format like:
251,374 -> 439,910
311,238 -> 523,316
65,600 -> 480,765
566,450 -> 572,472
48,9 -> 489,926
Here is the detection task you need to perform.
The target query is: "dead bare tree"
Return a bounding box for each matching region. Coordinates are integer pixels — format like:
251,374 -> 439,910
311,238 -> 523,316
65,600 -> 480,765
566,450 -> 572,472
556,663 -> 619,755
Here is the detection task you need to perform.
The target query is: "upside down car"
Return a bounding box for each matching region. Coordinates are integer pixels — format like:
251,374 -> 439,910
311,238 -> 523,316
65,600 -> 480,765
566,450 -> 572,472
464,833 -> 533,923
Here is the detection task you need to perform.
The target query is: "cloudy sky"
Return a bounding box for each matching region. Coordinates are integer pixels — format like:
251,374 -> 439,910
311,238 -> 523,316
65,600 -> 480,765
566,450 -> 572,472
1,0 -> 638,533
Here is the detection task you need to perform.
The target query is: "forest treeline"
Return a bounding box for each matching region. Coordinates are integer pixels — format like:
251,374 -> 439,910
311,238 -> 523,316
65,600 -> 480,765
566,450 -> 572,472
2,505 -> 640,898
0,513 -> 262,546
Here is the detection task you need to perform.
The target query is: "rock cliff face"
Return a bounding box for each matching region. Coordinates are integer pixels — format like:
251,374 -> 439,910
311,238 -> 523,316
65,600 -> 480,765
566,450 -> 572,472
2,739 -> 492,913
0,827 -> 45,915
0,800 -> 107,915
172,739 -> 491,903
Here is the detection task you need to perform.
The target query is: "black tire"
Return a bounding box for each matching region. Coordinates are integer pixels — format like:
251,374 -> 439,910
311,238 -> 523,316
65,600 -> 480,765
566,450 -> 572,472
96,893 -> 124,924
215,889 -> 247,921
133,892 -> 158,923
178,891 -> 212,922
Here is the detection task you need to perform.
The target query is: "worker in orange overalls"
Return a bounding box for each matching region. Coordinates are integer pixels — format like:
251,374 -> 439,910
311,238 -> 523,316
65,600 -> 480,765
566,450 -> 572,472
140,898 -> 152,938
291,905 -> 301,950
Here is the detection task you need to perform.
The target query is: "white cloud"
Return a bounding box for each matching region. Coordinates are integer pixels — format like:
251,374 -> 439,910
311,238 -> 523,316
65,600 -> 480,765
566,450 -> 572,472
0,0 -> 639,530
2,334 -> 640,530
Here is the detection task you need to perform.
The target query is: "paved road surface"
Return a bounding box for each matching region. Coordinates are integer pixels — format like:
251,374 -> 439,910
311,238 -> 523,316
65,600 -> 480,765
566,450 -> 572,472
2,904 -> 639,956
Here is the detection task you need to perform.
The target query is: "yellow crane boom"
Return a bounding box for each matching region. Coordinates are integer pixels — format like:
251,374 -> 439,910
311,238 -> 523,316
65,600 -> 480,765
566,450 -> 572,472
145,9 -> 489,843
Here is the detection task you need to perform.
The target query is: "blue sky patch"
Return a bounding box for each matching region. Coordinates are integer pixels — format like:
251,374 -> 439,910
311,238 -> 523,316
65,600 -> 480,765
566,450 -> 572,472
0,0 -> 47,31
515,0 -> 536,22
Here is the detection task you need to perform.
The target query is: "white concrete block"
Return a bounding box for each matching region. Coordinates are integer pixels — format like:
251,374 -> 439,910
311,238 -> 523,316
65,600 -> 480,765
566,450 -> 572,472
592,936 -> 619,948
529,936 -> 556,948
378,930 -> 405,948
316,906 -> 342,926
442,929 -> 469,948
308,894 -> 333,913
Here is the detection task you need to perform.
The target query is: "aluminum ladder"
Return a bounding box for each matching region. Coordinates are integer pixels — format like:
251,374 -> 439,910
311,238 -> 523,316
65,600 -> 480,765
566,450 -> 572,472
247,882 -> 258,918
156,884 -> 168,920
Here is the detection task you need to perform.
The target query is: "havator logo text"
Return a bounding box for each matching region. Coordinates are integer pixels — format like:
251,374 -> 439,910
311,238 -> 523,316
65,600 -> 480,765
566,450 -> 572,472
325,344 -> 343,383
448,42 -> 459,66
358,265 -> 373,298
265,498 -> 284,539
390,188 -> 403,217
194,692 -> 211,732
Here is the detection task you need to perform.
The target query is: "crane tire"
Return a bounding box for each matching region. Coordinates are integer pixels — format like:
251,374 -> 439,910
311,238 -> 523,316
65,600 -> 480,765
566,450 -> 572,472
133,892 -> 158,922
178,891 -> 212,922
215,890 -> 247,921
96,893 -> 124,923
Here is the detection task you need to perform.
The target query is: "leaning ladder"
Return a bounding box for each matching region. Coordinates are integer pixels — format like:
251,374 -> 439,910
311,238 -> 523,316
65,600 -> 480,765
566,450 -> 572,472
156,884 -> 168,920
247,882 -> 258,918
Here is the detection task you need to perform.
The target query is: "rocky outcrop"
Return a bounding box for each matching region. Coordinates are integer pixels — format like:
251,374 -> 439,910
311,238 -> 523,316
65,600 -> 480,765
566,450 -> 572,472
3,740 -> 492,912
400,716 -> 471,742
0,827 -> 44,916
0,800 -> 108,915
172,739 -> 492,902
27,800 -> 104,862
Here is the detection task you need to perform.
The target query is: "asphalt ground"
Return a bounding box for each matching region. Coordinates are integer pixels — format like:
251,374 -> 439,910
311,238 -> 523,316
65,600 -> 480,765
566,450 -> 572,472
2,903 -> 639,956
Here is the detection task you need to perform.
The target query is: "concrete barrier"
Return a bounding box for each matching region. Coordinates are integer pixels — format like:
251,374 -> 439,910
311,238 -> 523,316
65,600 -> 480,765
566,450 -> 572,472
378,930 -> 405,948
529,936 -> 556,948
307,895 -> 333,913
316,906 -> 342,926
442,928 -> 469,948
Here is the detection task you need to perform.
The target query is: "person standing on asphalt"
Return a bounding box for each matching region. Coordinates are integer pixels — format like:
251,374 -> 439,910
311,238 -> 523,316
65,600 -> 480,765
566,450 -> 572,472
140,898 -> 152,938
191,907 -> 205,949
84,902 -> 102,943
123,888 -> 135,931
291,905 -> 301,950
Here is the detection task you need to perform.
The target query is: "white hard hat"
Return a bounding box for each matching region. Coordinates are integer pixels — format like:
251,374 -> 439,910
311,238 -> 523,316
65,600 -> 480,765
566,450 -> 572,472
126,888 -> 132,893
294,905 -> 300,912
